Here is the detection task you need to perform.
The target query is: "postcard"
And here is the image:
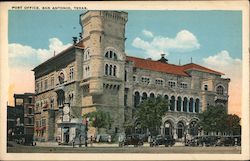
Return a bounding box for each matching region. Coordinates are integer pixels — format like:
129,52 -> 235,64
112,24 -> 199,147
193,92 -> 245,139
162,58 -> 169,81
0,1 -> 249,160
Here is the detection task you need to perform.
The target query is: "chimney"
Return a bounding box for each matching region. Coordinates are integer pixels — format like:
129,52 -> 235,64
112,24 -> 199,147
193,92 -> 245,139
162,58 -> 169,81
146,58 -> 152,60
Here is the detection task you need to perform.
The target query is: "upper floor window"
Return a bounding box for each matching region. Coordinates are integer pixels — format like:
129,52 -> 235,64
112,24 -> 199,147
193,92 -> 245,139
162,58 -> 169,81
45,79 -> 48,90
168,81 -> 176,88
216,85 -> 224,95
69,67 -> 74,80
84,49 -> 90,61
180,82 -> 188,89
84,65 -> 90,78
125,70 -> 127,82
204,85 -> 208,91
40,81 -> 43,91
133,75 -> 137,82
141,77 -> 150,85
28,108 -> 32,114
50,98 -> 54,109
36,82 -> 39,93
155,79 -> 163,85
51,76 -> 54,88
105,50 -> 117,60
104,64 -> 117,77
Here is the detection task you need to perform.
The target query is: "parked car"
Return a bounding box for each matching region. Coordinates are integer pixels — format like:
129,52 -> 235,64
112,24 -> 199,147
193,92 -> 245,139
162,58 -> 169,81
122,134 -> 144,147
96,134 -> 112,143
14,134 -> 35,146
150,135 -> 175,147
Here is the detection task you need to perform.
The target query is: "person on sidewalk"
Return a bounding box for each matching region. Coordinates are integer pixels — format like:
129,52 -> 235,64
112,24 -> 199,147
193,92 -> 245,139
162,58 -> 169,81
90,136 -> 93,147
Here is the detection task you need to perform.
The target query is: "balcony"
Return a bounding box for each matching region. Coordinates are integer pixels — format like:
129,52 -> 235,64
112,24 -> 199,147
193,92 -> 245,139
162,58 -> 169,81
54,83 -> 65,92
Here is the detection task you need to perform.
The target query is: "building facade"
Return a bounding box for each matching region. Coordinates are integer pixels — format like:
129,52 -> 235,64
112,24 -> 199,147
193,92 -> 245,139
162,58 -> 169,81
33,11 -> 230,143
7,93 -> 35,140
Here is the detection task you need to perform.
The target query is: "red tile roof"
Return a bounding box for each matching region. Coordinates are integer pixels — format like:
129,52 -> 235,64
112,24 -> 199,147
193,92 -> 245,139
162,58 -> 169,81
126,56 -> 223,76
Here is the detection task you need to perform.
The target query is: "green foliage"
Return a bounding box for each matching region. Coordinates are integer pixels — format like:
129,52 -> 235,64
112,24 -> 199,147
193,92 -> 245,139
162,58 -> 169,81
83,111 -> 113,129
226,114 -> 241,135
199,105 -> 228,133
199,105 -> 241,135
135,96 -> 168,136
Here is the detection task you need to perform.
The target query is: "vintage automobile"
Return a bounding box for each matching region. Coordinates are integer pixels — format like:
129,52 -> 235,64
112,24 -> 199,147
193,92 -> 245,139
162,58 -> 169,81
150,135 -> 175,147
218,135 -> 241,146
121,134 -> 144,147
14,134 -> 35,146
95,134 -> 112,143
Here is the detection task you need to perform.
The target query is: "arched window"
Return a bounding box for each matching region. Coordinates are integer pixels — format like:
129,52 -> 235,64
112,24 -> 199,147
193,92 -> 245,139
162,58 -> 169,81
109,51 -> 113,58
114,53 -> 117,60
124,70 -> 127,81
177,122 -> 184,138
183,97 -> 188,112
164,121 -> 173,136
105,52 -> 109,58
134,91 -> 140,107
164,95 -> 169,111
189,121 -> 198,136
84,49 -> 90,61
189,98 -> 194,112
104,50 -> 118,60
150,93 -> 155,99
216,85 -> 224,95
195,98 -> 199,113
109,65 -> 113,76
177,96 -> 182,111
105,64 -> 109,75
113,65 -> 117,77
170,96 -> 175,111
142,92 -> 147,101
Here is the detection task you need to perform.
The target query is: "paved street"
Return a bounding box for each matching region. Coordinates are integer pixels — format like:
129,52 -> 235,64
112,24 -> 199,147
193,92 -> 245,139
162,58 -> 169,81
7,142 -> 241,153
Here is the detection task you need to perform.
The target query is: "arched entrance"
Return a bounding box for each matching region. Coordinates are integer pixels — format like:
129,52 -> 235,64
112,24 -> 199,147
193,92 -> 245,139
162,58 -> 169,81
164,121 -> 173,136
189,120 -> 199,136
177,122 -> 184,138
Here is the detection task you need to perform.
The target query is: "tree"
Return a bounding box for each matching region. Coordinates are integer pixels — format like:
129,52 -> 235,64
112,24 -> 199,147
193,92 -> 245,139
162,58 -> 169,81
135,96 -> 168,136
83,111 -> 113,133
226,114 -> 241,135
198,105 -> 228,134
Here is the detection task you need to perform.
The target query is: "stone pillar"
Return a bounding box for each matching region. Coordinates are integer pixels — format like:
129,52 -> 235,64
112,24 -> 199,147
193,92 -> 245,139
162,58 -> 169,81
187,99 -> 190,113
160,125 -> 164,135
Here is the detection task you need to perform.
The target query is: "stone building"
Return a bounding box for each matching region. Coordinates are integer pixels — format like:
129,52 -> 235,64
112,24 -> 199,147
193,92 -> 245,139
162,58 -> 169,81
7,93 -> 35,139
33,11 -> 230,143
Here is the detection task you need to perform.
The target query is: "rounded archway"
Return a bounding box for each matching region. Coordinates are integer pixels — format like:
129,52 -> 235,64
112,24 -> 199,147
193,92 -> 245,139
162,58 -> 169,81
170,96 -> 175,111
164,121 -> 173,136
189,120 -> 199,136
134,91 -> 140,107
177,121 -> 185,139
183,97 -> 188,112
189,98 -> 194,112
142,92 -> 148,101
177,96 -> 182,111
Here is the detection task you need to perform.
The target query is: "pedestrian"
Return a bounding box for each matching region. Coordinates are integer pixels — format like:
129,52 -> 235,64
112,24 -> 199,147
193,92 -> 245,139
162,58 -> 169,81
108,135 -> 111,143
90,136 -> 93,146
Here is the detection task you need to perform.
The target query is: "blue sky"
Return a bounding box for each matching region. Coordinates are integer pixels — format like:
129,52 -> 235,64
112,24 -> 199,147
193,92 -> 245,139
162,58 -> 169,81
8,10 -> 243,115
9,10 -> 242,65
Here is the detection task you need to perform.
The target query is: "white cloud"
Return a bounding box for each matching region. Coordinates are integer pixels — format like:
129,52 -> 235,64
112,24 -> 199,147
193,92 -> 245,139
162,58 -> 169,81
132,29 -> 200,59
8,38 -> 72,69
203,50 -> 242,78
142,29 -> 154,38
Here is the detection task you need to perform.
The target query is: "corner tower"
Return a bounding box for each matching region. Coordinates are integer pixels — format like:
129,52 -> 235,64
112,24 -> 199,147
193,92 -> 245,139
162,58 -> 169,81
80,11 -> 128,94
79,11 -> 128,134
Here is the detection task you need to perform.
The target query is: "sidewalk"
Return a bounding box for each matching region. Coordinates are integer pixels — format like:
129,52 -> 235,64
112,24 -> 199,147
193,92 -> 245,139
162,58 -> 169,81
35,141 -> 185,147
